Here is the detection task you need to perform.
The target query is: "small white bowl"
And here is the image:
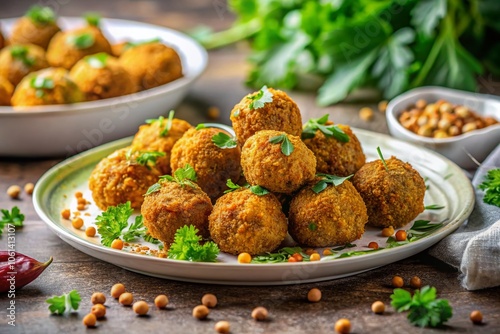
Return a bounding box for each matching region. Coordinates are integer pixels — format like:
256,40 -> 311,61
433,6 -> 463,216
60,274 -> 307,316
386,86 -> 500,169
0,17 -> 207,157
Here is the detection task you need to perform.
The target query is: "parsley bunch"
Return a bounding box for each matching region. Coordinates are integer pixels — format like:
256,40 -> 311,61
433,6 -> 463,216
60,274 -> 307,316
478,168 -> 500,207
302,115 -> 349,142
168,225 -> 219,262
0,207 -> 25,235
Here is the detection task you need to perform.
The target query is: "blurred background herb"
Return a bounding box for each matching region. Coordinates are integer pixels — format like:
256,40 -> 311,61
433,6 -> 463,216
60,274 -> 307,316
194,0 -> 500,106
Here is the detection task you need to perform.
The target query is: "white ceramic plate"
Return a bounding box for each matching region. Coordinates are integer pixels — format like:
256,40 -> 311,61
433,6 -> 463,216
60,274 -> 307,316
0,17 -> 207,157
33,129 -> 474,285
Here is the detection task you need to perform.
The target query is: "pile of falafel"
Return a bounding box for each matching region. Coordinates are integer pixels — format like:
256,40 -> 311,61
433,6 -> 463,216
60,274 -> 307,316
89,86 -> 427,258
0,6 -> 182,106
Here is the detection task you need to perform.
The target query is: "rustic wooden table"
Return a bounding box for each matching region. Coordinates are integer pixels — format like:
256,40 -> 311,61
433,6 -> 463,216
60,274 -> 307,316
1,1 -> 499,333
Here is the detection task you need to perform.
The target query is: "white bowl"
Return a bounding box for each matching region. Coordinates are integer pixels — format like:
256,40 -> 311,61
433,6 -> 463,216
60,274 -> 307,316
0,17 -> 207,157
386,87 -> 500,169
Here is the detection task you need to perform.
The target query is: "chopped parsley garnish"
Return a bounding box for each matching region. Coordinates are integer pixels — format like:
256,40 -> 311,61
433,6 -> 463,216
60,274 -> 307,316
269,133 -> 294,156
66,33 -> 95,49
391,286 -> 452,327
424,204 -> 445,210
25,5 -> 56,25
249,185 -> 269,196
224,179 -> 242,193
478,168 -> 500,207
0,206 -> 25,235
86,52 -> 108,69
377,146 -> 389,172
308,223 -> 317,231
251,247 -> 307,263
94,202 -> 146,246
10,46 -> 35,67
146,110 -> 175,137
134,151 -> 165,168
46,290 -> 81,315
146,164 -> 198,195
84,12 -> 101,27
247,85 -> 273,110
30,76 -> 54,98
224,179 -> 269,196
312,174 -> 353,194
301,114 -> 350,142
195,123 -> 206,130
167,225 -> 219,262
212,132 -> 237,149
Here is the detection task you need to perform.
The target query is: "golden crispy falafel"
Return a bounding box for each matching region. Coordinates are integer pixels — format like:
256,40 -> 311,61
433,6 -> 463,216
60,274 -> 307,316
11,67 -> 84,107
0,44 -> 50,86
208,188 -> 287,255
303,124 -> 365,176
241,130 -> 316,194
170,127 -> 241,202
0,76 -> 13,106
119,42 -> 182,91
289,179 -> 367,247
10,7 -> 60,49
131,116 -> 193,175
141,178 -> 212,247
46,26 -> 112,69
352,156 -> 426,228
89,147 -> 162,210
230,87 -> 303,145
69,53 -> 136,100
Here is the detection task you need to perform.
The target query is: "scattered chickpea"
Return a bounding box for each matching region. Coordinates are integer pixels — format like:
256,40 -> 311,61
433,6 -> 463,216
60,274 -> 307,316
214,320 -> 230,334
72,217 -> 84,229
381,226 -> 394,237
91,292 -> 106,305
7,185 -> 21,199
251,306 -> 268,321
75,191 -> 83,198
77,197 -> 87,205
307,288 -> 322,303
288,256 -> 297,263
359,107 -> 374,121
371,301 -> 385,314
207,106 -> 220,120
395,230 -> 407,241
470,310 -> 483,324
292,253 -> 303,262
91,303 -> 106,319
85,226 -> 96,237
334,318 -> 351,334
133,301 -> 149,315
410,276 -> 422,289
192,305 -> 209,320
201,293 -> 217,308
111,283 -> 126,299
61,208 -> 71,220
77,203 -> 86,211
368,242 -> 379,250
154,294 -> 168,309
119,292 -> 134,306
238,252 -> 252,264
392,275 -> 404,288
82,313 -> 97,327
24,183 -> 34,195
304,249 -> 316,256
415,99 -> 427,109
310,253 -> 321,261
111,239 -> 124,250
378,100 -> 388,113
323,249 -> 333,256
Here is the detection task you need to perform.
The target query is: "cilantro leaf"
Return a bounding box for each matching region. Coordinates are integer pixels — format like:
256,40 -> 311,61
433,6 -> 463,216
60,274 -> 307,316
167,225 -> 219,262
224,179 -> 242,193
478,168 -> 500,207
66,33 -> 95,49
312,174 -> 353,194
95,202 -> 133,247
247,85 -> 273,110
25,5 -> 56,25
212,132 -> 237,149
0,207 -> 25,235
269,134 -> 294,156
134,151 -> 165,168
249,185 -> 269,196
301,115 -> 349,142
145,183 -> 162,196
46,290 -> 81,315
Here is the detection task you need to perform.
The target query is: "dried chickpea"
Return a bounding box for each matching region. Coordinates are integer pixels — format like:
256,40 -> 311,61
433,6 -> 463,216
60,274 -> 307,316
439,103 -> 452,113
111,283 -> 126,298
91,303 -> 106,319
368,242 -> 379,250
359,107 -> 374,121
82,313 -> 97,327
61,208 -> 71,220
288,256 -> 297,263
201,293 -> 217,308
433,130 -> 449,139
91,292 -> 106,305
455,106 -> 469,117
392,275 -> 404,288
85,226 -> 96,237
192,305 -> 209,320
381,226 -> 394,237
410,276 -> 422,289
111,239 -> 124,250
307,288 -> 322,302
417,125 -> 433,137
292,253 -> 303,262
215,320 -> 230,334
448,125 -> 460,136
323,249 -> 333,256
335,318 -> 351,334
371,301 -> 385,314
75,191 -> 83,198
24,183 -> 34,195
133,301 -> 149,315
415,99 -> 427,109
251,306 -> 268,321
378,100 -> 388,113
119,292 -> 134,306
395,230 -> 407,241
470,310 -> 483,324
462,122 -> 477,133
77,197 -> 87,205
7,185 -> 21,199
72,218 -> 84,229
304,249 -> 316,256
238,252 -> 251,264
154,294 -> 168,309
77,203 -> 86,211
310,253 -> 321,261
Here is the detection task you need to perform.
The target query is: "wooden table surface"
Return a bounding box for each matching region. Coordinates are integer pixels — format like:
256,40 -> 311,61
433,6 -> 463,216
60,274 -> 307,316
1,1 -> 499,333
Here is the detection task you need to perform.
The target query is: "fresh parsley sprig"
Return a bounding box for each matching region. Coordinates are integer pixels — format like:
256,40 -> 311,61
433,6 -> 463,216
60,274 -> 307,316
391,286 -> 452,327
146,110 -> 175,137
478,168 -> 500,207
168,225 -> 219,262
302,115 -> 349,142
312,174 -> 353,194
135,151 -> 165,168
269,134 -> 294,156
0,207 -> 25,235
195,123 -> 206,130
146,164 -> 198,196
212,132 -> 237,149
46,290 -> 81,315
224,179 -> 270,196
247,85 -> 273,110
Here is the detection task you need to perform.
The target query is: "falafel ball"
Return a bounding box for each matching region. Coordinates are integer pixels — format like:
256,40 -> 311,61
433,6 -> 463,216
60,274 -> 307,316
9,6 -> 60,49
89,147 -> 162,210
241,130 -> 316,194
0,44 -> 50,86
11,67 -> 84,107
119,42 -> 183,90
69,53 -> 136,100
208,188 -> 288,255
131,116 -> 193,175
288,179 -> 368,247
0,76 -> 13,106
170,127 -> 242,202
46,26 -> 112,69
352,156 -> 426,228
303,124 -> 366,176
141,179 -> 212,247
230,87 -> 303,145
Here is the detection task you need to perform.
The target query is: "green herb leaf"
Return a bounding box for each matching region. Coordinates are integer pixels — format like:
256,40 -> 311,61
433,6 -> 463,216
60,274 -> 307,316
249,185 -> 269,196
10,46 -> 35,67
122,215 -> 146,242
269,134 -> 294,156
308,223 -> 317,231
84,12 -> 101,27
95,202 -> 133,247
86,53 -> 108,69
30,77 -> 54,90
195,123 -> 206,130
212,132 -> 237,149
167,225 -> 219,262
46,290 -> 81,315
411,0 -> 447,37
302,114 -> 350,142
0,207 -> 25,235
224,179 -> 242,193
145,183 -> 161,196
377,146 -> 389,172
424,204 -> 445,210
124,38 -> 161,51
143,233 -> 160,244
312,174 -> 353,194
251,247 -> 306,263
478,168 -> 500,207
135,151 -> 165,168
247,85 -> 273,110
66,33 -> 95,49
25,5 -> 56,25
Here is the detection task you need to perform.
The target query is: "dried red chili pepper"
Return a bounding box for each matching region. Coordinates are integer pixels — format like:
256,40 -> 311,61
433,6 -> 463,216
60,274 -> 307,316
0,251 -> 52,293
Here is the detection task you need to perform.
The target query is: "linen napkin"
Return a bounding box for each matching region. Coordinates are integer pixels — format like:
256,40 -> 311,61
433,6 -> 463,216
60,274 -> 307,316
429,144 -> 500,290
